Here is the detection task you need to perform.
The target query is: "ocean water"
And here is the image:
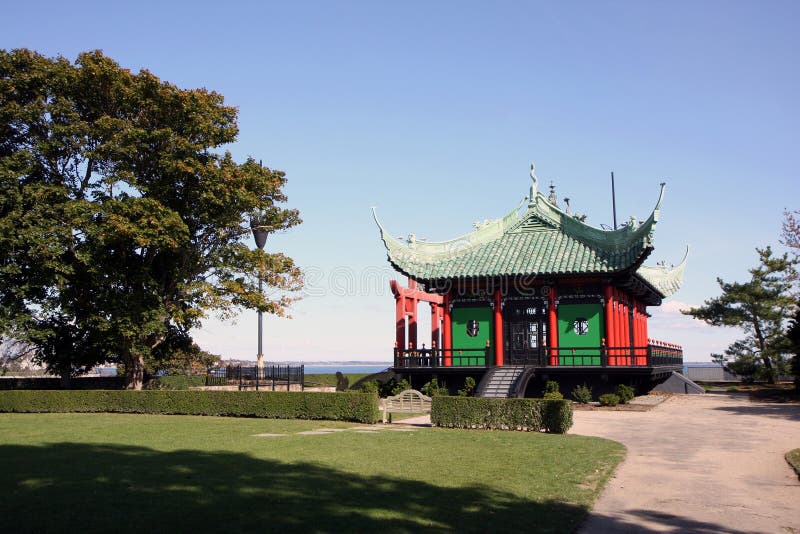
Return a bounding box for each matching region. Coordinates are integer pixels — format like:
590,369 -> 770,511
302,365 -> 390,375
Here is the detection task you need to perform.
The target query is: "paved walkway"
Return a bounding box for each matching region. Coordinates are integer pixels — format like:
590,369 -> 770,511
572,393 -> 800,533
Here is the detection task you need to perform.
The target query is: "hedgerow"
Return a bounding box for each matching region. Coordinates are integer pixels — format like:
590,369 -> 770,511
430,397 -> 573,433
0,390 -> 380,423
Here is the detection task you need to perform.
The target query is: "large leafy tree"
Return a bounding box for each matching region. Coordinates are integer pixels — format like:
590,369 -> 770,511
682,247 -> 796,383
0,49 -> 302,388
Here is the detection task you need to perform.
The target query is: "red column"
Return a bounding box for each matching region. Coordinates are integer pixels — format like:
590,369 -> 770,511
431,303 -> 441,351
604,285 -> 614,366
548,286 -> 558,366
395,295 -> 406,350
493,289 -> 503,367
443,292 -> 452,366
615,290 -> 625,365
643,307 -> 649,352
622,301 -> 631,363
407,297 -> 418,350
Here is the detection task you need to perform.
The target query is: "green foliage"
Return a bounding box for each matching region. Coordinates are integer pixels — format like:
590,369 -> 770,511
0,49 -> 302,389
571,383 -> 593,404
543,380 -> 563,400
726,385 -> 739,392
787,309 -> 800,390
334,372 -> 350,392
430,397 -> 573,433
389,378 -> 411,396
598,393 -> 620,407
786,449 -> 800,480
615,384 -> 635,404
359,380 -> 380,396
0,390 -> 380,423
457,377 -> 476,397
682,247 -> 797,383
422,378 -> 449,397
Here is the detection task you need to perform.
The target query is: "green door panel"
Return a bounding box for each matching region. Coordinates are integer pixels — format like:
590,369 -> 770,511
451,306 -> 492,366
557,303 -> 603,366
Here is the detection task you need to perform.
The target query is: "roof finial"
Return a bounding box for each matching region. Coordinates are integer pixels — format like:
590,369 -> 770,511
548,181 -> 557,205
564,197 -> 571,215
529,162 -> 538,201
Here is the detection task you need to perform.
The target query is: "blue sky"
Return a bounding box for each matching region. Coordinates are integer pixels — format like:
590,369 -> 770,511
3,1 -> 798,362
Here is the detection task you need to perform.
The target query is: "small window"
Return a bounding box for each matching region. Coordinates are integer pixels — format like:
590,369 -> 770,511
574,318 -> 589,335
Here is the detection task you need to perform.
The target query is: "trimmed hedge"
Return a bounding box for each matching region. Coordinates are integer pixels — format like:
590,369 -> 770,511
0,390 -> 380,423
430,397 -> 573,434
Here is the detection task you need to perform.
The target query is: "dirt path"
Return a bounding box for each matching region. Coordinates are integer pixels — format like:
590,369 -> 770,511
572,393 -> 800,533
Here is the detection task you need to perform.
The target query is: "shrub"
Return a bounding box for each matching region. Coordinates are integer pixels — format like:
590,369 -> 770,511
457,377 -> 476,397
615,384 -> 635,404
390,378 -> 411,396
726,385 -> 739,392
541,399 -> 574,433
359,380 -> 380,395
543,380 -> 563,400
598,393 -> 620,406
422,378 -> 449,397
335,372 -> 349,392
430,396 -> 573,433
0,390 -> 380,423
571,383 -> 593,404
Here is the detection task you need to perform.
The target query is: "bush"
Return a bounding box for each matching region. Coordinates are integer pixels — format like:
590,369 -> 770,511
422,378 -> 449,397
389,378 -> 411,396
457,377 -> 476,397
615,384 -> 635,404
598,393 -> 620,406
335,372 -> 349,392
541,399 -> 574,433
430,397 -> 573,433
543,380 -> 563,400
571,383 -> 592,404
359,380 -> 380,395
0,390 -> 380,423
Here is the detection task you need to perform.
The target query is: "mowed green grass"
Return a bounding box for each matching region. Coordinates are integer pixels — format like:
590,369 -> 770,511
0,413 -> 624,533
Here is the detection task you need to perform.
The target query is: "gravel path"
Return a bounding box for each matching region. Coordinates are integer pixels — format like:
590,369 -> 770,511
571,393 -> 800,533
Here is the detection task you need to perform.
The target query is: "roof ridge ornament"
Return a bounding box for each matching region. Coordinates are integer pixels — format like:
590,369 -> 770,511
529,162 -> 538,204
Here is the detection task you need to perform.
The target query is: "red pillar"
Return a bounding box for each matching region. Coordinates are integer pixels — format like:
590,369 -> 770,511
493,289 -> 503,367
604,285 -> 615,366
622,301 -> 631,364
443,292 -> 452,366
548,286 -> 558,366
431,303 -> 441,351
395,295 -> 406,350
614,290 -> 625,365
407,297 -> 418,350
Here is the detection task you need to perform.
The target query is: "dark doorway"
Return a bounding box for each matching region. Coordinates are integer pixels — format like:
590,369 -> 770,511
504,301 -> 547,365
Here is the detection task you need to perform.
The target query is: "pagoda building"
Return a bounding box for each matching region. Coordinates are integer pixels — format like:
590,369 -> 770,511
374,165 -> 688,397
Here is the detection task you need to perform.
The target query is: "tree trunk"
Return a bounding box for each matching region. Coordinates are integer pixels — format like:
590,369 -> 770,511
752,319 -> 776,384
60,371 -> 71,390
124,350 -> 145,390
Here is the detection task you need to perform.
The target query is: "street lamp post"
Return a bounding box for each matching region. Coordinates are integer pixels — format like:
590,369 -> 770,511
251,221 -> 269,370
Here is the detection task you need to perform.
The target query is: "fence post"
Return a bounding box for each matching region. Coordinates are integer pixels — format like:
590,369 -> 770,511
301,365 -> 305,391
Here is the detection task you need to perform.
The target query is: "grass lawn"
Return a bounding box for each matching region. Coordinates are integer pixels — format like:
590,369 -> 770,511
787,449 -> 800,479
0,413 -> 623,533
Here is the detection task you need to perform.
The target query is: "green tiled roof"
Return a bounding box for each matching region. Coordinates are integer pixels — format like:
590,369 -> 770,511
375,183 -> 670,285
635,246 -> 688,298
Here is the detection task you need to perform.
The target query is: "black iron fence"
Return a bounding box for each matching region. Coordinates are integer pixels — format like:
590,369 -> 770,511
394,342 -> 682,369
206,364 -> 304,391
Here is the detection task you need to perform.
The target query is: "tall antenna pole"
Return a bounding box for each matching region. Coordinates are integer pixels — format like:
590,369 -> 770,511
611,171 -> 618,230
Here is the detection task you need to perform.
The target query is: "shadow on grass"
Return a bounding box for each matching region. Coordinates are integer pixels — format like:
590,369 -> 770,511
1,442 -> 583,533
